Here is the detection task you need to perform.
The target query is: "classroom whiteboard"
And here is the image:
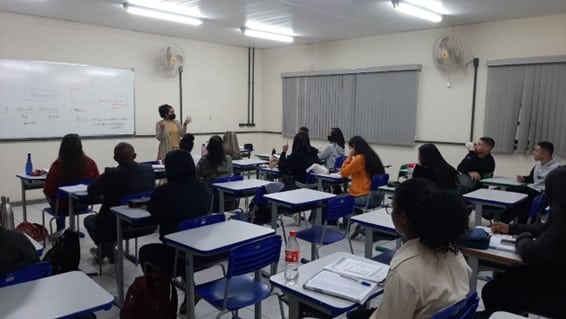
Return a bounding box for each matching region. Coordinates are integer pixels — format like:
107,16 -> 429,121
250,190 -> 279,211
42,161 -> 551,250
0,59 -> 135,139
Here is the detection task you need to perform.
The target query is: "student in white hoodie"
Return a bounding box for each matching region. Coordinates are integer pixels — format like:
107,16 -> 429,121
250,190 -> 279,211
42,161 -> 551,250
499,141 -> 560,223
318,127 -> 346,170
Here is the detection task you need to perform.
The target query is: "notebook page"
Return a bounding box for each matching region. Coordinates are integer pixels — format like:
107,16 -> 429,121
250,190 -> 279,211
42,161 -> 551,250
324,256 -> 389,283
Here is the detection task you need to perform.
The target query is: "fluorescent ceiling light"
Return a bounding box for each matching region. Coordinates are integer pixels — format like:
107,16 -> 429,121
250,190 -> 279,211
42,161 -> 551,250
405,0 -> 449,14
242,28 -> 294,43
394,2 -> 442,23
245,21 -> 295,36
127,0 -> 204,18
124,4 -> 203,25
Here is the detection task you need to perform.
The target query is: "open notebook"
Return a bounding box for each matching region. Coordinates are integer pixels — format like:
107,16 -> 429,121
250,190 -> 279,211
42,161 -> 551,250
303,257 -> 389,304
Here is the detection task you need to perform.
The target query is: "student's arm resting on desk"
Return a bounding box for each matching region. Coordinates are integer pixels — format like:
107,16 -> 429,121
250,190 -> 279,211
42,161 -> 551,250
519,167 -> 535,184
369,271 -> 418,319
43,161 -> 62,200
87,168 -> 112,196
514,223 -> 559,267
317,144 -> 332,161
340,155 -> 363,178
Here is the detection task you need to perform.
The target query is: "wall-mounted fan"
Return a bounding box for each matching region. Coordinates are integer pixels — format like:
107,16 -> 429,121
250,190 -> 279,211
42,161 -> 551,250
158,44 -> 184,77
432,34 -> 464,72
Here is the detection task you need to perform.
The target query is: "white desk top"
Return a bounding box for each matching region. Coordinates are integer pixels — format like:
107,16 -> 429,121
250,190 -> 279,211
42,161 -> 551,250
163,219 -> 275,255
16,173 -> 47,181
377,185 -> 396,193
310,172 -> 349,181
263,188 -> 336,206
270,252 -> 385,312
58,183 -> 89,195
462,188 -> 527,206
0,271 -> 113,319
110,205 -> 152,223
232,158 -> 268,167
463,245 -> 522,265
489,311 -> 525,319
481,177 -> 525,187
350,208 -> 395,232
212,179 -> 272,191
24,233 -> 43,255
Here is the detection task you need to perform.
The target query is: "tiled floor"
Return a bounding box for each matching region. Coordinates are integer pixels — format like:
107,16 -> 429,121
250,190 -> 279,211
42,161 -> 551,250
12,201 -> 545,319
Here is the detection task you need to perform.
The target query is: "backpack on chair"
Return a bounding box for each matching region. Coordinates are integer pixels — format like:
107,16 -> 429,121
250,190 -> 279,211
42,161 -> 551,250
42,229 -> 80,274
121,263 -> 178,319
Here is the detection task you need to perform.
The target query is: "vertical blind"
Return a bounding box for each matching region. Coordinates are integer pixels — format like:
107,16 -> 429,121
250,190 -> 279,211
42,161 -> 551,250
484,56 -> 566,156
282,65 -> 421,145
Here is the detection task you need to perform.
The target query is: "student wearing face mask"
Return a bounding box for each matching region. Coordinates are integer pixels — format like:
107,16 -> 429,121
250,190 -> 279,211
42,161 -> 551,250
155,104 -> 192,161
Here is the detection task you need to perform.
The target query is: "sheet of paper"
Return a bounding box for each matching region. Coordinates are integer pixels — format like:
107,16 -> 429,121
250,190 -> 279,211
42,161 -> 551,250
303,270 -> 378,304
324,256 -> 389,283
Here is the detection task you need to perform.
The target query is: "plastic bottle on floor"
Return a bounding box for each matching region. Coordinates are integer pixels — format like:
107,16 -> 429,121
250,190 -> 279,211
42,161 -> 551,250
285,230 -> 300,285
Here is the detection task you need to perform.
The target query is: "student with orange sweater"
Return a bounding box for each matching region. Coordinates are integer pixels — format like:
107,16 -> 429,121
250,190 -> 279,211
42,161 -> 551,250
340,136 -> 385,207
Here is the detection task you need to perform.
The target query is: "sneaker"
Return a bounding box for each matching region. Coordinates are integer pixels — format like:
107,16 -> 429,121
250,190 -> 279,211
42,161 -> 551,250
89,247 -> 115,264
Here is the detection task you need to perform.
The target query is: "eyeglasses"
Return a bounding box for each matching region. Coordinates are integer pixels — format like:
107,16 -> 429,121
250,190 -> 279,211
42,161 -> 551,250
384,204 -> 393,215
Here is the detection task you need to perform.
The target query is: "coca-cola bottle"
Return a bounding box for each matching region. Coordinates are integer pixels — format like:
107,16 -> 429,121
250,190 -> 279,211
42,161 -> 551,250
284,230 -> 300,285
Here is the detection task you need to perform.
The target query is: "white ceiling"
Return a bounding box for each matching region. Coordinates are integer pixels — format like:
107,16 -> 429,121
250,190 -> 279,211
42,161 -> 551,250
2,0 -> 566,49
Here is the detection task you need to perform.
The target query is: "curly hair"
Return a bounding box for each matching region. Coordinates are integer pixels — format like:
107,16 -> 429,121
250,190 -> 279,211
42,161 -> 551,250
393,178 -> 469,253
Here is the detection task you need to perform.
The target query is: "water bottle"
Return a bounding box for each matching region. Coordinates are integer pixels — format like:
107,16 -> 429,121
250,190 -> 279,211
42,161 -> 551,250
1,196 -> 15,230
284,230 -> 300,285
201,143 -> 207,157
407,163 -> 416,179
272,148 -> 276,155
25,153 -> 33,175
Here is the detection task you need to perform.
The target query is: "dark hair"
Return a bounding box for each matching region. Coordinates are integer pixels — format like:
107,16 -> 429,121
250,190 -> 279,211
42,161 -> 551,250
348,136 -> 385,177
114,142 -> 136,164
180,133 -> 195,152
291,132 -> 311,153
298,126 -> 309,135
58,133 -> 86,181
206,135 -> 225,168
479,136 -> 495,149
329,128 -> 345,149
537,141 -> 554,154
158,104 -> 172,119
164,149 -> 195,182
544,166 -> 566,233
394,178 -> 469,253
418,143 -> 458,185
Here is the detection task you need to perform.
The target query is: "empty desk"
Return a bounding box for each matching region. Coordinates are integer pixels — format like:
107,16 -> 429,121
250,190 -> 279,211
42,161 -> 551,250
350,207 -> 399,258
462,189 -> 528,226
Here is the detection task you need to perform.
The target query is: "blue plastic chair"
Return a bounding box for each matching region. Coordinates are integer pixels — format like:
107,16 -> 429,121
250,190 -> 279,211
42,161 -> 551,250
354,173 -> 389,211
42,179 -> 97,242
0,261 -> 52,288
296,195 -> 355,260
431,292 -> 479,319
527,193 -> 549,223
334,155 -> 347,169
195,234 -> 282,319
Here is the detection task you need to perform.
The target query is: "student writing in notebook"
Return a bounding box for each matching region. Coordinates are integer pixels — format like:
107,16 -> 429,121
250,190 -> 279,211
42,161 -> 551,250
348,178 -> 471,319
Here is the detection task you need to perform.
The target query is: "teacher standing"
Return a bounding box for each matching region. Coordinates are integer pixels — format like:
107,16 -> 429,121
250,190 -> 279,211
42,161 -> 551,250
155,104 -> 191,160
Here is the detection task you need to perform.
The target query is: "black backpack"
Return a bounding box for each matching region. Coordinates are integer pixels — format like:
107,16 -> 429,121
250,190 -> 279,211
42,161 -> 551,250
43,229 -> 80,274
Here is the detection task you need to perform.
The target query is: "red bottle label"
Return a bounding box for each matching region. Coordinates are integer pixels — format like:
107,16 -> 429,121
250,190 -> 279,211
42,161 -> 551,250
285,250 -> 299,263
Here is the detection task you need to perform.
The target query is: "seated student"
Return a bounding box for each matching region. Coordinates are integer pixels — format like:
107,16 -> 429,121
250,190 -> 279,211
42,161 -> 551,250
479,166 -> 566,319
43,133 -> 99,237
297,126 -> 319,155
196,135 -> 233,189
349,178 -> 471,319
84,142 -> 155,262
223,131 -> 241,160
278,132 -> 320,188
457,137 -> 496,189
318,127 -> 346,170
179,133 -> 201,164
139,150 -> 219,283
0,226 -> 39,274
498,141 -> 559,224
413,143 -> 458,190
341,136 -> 385,208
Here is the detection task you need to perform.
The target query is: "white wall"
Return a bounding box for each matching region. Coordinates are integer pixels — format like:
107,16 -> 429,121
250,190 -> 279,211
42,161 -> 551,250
0,12 -> 260,202
1,11 -> 565,203
259,13 -> 566,178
